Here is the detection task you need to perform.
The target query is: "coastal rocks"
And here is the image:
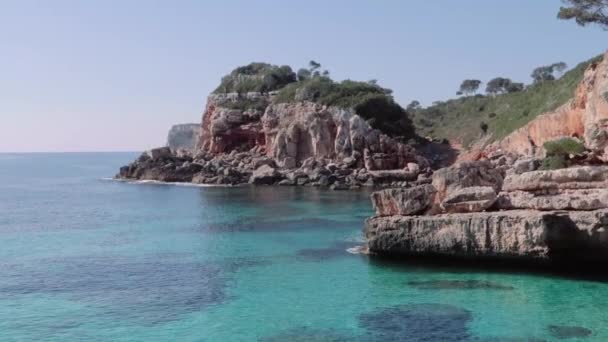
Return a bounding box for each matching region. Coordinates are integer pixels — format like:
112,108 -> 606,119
249,165 -> 281,185
118,93 -> 431,188
146,147 -> 172,160
502,166 -> 608,192
364,209 -> 608,262
167,123 -> 200,150
496,189 -> 608,211
431,161 -> 503,205
441,186 -> 497,213
198,93 -> 269,154
262,102 -> 421,170
371,185 -> 436,216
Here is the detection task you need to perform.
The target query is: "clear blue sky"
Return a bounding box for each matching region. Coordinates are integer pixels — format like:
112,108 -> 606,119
1,0 -> 606,152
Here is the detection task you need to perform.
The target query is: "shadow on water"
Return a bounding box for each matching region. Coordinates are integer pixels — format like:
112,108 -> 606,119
0,254 -> 267,327
366,254 -> 608,283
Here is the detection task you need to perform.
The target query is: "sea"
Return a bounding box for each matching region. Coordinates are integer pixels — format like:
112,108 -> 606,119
0,152 -> 606,341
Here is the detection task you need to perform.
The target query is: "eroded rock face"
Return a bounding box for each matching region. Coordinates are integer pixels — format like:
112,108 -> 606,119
262,102 -> 421,170
371,185 -> 436,216
431,161 -> 504,205
489,52 -> 608,159
198,93 -> 269,154
441,186 -> 497,213
496,189 -> 608,211
365,209 -> 608,262
502,166 -> 608,192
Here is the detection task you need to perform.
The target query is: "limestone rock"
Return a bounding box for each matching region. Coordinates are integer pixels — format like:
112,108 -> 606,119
371,185 -> 436,216
146,147 -> 172,160
365,209 -> 608,263
487,52 -> 608,159
502,166 -> 608,192
496,189 -> 608,211
431,161 -> 503,204
441,186 -> 497,213
249,165 -> 281,185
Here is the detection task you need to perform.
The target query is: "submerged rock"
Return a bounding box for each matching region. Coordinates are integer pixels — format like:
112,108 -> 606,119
358,303 -> 472,341
547,325 -> 593,339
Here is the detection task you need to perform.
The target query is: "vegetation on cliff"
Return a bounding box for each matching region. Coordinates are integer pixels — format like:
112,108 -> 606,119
541,137 -> 586,170
274,76 -> 415,138
213,63 -> 297,94
411,56 -> 601,147
213,61 -> 416,140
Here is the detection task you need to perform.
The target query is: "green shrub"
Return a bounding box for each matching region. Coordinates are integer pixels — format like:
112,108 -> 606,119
540,155 -> 567,170
543,137 -> 585,156
603,91 -> 608,102
214,63 -> 296,94
274,78 -> 415,139
222,98 -> 268,112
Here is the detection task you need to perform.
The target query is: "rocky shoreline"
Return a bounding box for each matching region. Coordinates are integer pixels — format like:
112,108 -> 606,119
116,52 -> 608,267
116,95 -> 434,188
116,145 -> 430,189
364,161 -> 608,265
364,52 -> 608,266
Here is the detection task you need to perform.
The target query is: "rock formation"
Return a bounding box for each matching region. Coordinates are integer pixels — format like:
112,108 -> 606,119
365,161 -> 608,265
117,92 -> 430,188
167,123 -> 200,150
487,52 -> 608,160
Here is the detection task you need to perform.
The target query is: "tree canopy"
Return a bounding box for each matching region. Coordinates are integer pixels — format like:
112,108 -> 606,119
531,62 -> 568,83
558,0 -> 608,29
458,79 -> 482,96
214,63 -> 296,94
485,77 -> 523,94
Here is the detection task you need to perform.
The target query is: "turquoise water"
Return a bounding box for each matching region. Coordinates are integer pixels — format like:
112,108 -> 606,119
1,153 -> 607,341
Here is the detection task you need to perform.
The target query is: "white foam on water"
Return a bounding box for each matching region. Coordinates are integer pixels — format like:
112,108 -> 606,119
100,178 -> 238,188
346,245 -> 369,255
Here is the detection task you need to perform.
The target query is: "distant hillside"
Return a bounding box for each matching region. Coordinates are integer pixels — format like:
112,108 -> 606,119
411,55 -> 602,148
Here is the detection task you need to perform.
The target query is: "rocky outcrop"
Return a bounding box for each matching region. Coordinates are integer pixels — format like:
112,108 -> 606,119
365,161 -> 608,265
118,91 -> 430,188
441,186 -> 497,213
198,93 -> 270,154
488,52 -> 608,159
365,209 -> 608,263
167,124 -> 200,150
371,185 -> 436,216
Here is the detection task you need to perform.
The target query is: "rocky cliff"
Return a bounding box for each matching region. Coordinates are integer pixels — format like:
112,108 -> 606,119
167,123 -> 200,150
486,52 -> 608,160
365,160 -> 608,265
117,90 -> 429,187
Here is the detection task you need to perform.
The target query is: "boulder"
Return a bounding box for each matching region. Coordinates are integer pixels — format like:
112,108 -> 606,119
431,161 -> 504,204
510,158 -> 541,175
146,147 -> 172,160
371,185 -> 436,216
249,165 -> 281,185
441,186 -> 497,213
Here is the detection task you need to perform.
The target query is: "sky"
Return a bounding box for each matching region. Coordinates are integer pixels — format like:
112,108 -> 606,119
1,0 -> 606,152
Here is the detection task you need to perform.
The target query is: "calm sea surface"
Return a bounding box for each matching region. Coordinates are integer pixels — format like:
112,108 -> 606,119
0,152 -> 607,341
